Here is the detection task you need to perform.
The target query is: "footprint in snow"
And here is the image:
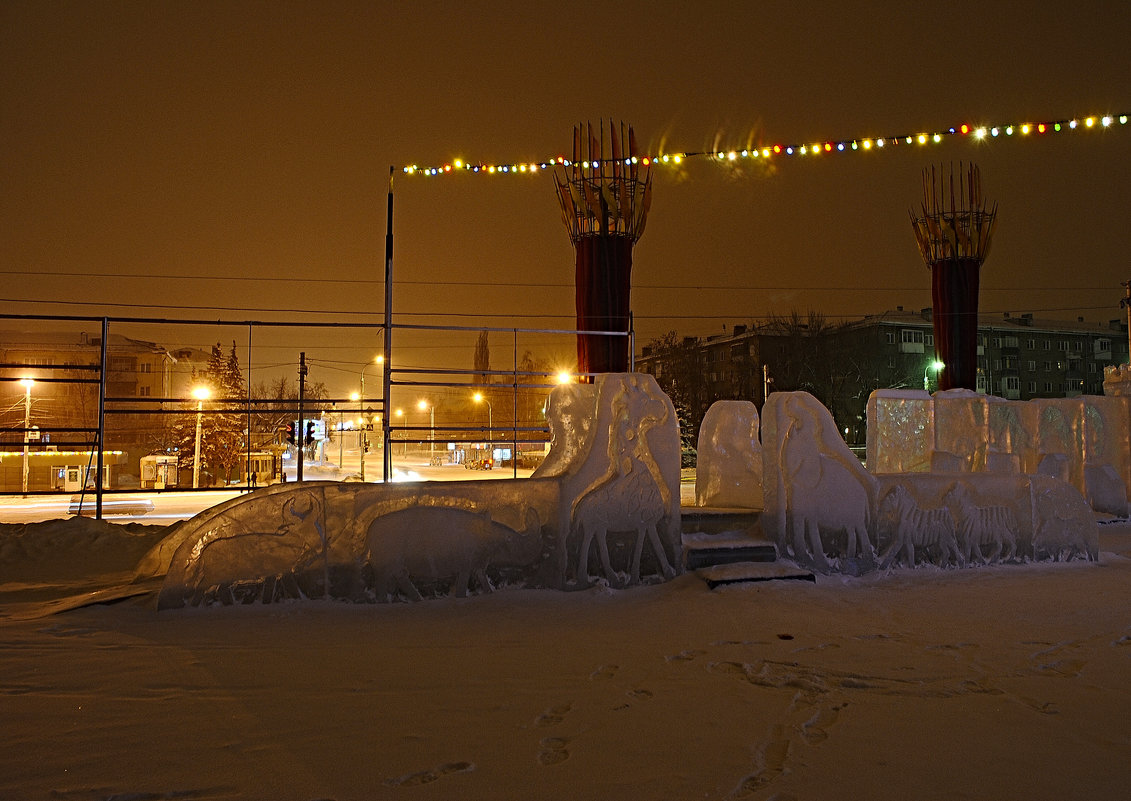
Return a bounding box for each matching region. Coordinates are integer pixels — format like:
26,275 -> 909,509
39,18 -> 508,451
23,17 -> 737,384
384,761 -> 474,787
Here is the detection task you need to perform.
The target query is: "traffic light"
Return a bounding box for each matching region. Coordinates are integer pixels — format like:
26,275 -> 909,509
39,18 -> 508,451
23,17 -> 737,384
285,422 -> 296,445
305,421 -> 315,446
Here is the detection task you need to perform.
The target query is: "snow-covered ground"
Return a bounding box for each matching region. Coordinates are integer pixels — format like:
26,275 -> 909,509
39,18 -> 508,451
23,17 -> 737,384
1,515 -> 1128,800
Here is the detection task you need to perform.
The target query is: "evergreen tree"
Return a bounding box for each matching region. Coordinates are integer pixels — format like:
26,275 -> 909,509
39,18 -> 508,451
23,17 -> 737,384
645,331 -> 709,441
209,341 -> 246,482
166,342 -> 246,485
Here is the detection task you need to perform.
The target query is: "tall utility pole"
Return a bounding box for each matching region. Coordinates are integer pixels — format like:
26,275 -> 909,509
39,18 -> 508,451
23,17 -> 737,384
383,167 -> 394,484
297,352 -> 306,483
19,378 -> 33,496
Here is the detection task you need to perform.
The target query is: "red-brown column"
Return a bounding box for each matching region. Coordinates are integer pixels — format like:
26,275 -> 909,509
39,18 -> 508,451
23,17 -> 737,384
930,257 -> 981,390
575,234 -> 633,375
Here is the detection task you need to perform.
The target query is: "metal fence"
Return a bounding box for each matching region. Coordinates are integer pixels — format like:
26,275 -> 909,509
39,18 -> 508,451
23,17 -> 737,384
0,312 -> 630,517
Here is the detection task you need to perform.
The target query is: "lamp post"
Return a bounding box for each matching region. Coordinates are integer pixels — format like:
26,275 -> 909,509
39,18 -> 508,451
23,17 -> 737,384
473,392 -> 493,446
359,356 -> 382,482
924,360 -> 945,391
337,402 -> 345,468
395,408 -> 405,456
19,378 -> 33,495
417,399 -> 434,457
192,386 -> 210,489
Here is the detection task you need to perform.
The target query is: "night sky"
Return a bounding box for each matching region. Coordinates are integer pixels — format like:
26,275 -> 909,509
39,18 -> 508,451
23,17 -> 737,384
3,0 -> 1129,386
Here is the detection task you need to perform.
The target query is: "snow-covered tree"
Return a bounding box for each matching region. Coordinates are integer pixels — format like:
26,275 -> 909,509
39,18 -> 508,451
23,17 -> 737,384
167,342 -> 246,485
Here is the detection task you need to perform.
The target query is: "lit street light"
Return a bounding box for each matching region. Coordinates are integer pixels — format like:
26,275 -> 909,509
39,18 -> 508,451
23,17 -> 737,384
394,408 -> 406,455
924,360 -> 945,391
339,401 -> 348,468
417,399 -> 434,457
473,392 -> 493,446
19,378 -> 33,495
192,386 -> 210,489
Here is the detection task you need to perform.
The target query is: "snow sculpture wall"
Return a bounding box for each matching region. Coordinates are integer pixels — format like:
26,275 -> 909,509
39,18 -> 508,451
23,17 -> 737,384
874,473 -> 1098,567
762,392 -> 877,574
694,400 -> 762,508
766,391 -> 1099,573
154,373 -> 681,607
864,390 -> 934,474
533,372 -> 682,589
155,479 -> 557,608
867,389 -> 1131,516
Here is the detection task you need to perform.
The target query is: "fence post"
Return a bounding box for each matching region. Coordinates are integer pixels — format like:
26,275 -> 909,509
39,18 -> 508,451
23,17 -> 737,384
95,317 -> 108,519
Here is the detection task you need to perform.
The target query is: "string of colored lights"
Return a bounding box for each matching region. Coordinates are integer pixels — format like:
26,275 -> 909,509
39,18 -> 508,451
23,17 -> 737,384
401,113 -> 1129,177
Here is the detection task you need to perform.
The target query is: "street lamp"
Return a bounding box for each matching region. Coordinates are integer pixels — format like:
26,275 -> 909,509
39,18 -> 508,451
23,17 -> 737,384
192,385 -> 210,489
19,378 -> 33,495
473,392 -> 493,446
924,360 -> 945,391
395,408 -> 406,456
359,355 -> 382,482
417,399 -> 434,457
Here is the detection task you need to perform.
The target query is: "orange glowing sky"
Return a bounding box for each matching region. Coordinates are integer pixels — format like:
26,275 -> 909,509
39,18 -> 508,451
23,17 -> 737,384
3,0 -> 1129,369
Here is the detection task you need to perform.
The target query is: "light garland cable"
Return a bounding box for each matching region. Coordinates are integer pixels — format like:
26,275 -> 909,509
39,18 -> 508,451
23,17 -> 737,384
401,114 -> 1130,177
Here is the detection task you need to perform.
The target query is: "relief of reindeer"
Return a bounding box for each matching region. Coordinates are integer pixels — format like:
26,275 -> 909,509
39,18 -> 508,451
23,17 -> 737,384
571,464 -> 674,587
943,483 -> 1018,564
878,484 -> 962,569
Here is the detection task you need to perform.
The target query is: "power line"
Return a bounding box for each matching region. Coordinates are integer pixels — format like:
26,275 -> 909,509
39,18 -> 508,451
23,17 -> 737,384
0,270 -> 1118,294
0,296 -> 385,315
2,296 -> 1121,321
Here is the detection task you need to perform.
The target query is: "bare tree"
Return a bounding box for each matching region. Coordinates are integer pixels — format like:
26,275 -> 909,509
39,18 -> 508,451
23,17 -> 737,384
474,330 -> 490,386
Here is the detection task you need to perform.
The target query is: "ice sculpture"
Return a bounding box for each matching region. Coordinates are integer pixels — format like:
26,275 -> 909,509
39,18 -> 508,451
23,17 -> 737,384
868,389 -> 1131,517
534,373 -> 681,588
873,473 -> 1097,566
1085,464 -> 1128,517
762,392 -> 876,573
876,484 -> 961,568
694,400 -> 763,508
865,390 -> 934,474
767,391 -> 1099,573
154,373 -> 680,607
944,482 -> 1018,564
155,481 -> 556,608
365,506 -> 542,601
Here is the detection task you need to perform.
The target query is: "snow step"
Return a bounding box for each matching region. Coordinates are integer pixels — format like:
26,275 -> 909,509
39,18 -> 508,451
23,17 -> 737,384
684,543 -> 777,570
683,528 -> 777,569
696,561 -> 816,589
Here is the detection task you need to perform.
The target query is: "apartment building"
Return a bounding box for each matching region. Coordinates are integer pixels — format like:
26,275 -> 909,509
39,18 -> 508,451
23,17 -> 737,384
636,309 -> 1129,445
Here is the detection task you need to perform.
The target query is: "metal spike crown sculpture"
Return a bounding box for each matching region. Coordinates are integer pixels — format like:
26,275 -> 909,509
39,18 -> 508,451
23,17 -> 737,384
555,121 -> 653,378
910,163 -> 997,391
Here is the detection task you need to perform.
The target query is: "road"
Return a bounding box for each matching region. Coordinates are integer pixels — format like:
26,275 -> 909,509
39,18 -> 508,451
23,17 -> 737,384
0,456 -> 537,526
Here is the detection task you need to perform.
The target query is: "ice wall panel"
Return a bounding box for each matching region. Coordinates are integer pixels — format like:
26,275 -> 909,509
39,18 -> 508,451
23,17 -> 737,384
695,400 -> 762,508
